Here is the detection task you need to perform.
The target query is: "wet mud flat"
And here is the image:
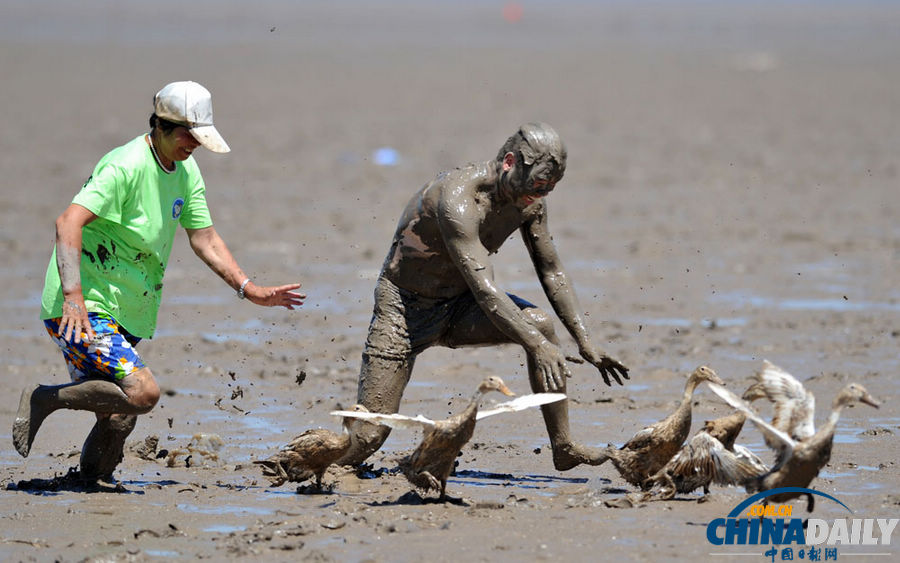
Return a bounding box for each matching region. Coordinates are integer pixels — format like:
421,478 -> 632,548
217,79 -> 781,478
2,1 -> 899,562
2,334 -> 897,562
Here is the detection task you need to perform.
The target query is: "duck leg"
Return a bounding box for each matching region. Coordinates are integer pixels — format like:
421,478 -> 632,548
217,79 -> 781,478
420,470 -> 441,493
255,459 -> 290,486
274,463 -> 288,486
652,471 -> 677,500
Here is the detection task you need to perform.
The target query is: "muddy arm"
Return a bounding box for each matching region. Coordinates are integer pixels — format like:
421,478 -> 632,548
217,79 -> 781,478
520,209 -> 629,386
54,203 -> 98,343
436,190 -> 571,391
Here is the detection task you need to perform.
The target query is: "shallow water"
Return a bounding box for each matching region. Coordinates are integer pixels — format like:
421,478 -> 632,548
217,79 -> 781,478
823,477 -> 887,498
451,469 -> 588,497
711,291 -> 900,313
203,524 -> 247,534
144,550 -> 182,558
177,502 -> 275,517
634,317 -> 748,328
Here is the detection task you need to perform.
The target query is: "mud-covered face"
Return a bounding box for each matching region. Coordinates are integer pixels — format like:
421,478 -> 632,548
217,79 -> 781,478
509,155 -> 563,206
497,123 -> 567,206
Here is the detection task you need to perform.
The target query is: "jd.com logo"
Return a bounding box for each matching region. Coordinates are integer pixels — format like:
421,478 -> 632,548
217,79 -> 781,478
706,488 -> 898,560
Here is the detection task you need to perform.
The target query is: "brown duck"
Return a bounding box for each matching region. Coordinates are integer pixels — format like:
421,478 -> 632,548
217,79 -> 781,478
644,411 -> 769,499
254,404 -> 369,491
602,365 -> 725,488
708,360 -> 880,511
399,376 -> 517,499
335,380 -> 565,500
336,377 -> 566,500
644,384 -> 770,499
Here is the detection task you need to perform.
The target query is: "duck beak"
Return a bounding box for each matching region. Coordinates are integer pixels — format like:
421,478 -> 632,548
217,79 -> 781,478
710,374 -> 726,386
861,394 -> 881,408
499,383 -> 515,397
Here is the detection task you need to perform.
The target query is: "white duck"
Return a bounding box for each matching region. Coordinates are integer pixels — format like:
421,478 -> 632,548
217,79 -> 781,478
708,360 -> 880,511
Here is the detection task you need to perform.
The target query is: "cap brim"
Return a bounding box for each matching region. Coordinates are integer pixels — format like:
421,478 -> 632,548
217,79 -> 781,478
190,125 -> 230,154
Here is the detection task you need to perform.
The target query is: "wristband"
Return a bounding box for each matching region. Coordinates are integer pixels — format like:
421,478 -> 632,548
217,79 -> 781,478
237,278 -> 251,299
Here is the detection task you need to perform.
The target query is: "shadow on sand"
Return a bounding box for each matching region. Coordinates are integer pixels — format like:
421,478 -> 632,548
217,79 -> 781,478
6,466 -> 146,495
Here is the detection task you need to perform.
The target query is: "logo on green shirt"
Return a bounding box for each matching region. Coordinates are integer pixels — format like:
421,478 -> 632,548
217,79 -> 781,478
172,198 -> 184,219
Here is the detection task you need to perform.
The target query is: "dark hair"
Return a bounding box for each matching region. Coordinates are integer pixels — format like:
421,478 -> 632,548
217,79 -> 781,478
149,113 -> 181,133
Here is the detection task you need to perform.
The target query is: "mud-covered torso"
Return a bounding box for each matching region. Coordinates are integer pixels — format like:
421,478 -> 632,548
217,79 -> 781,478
381,163 -> 537,299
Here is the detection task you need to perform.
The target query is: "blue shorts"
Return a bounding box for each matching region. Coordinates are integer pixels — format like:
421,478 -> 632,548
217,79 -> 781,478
44,312 -> 146,382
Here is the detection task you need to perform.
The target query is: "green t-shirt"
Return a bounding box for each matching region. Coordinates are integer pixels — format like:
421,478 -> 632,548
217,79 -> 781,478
41,134 -> 213,338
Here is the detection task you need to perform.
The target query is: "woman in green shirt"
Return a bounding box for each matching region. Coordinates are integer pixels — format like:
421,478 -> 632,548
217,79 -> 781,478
13,81 -> 305,480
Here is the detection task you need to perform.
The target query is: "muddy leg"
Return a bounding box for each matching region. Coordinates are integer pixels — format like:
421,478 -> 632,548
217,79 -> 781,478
337,353 -> 415,466
12,384 -> 54,458
80,413 -> 138,480
443,298 -> 607,471
518,310 -> 608,470
525,354 -> 609,470
13,368 -> 158,458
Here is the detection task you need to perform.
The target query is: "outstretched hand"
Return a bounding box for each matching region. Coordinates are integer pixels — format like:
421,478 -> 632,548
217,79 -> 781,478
245,282 -> 306,309
568,348 -> 630,387
593,354 -> 630,386
533,341 -> 572,392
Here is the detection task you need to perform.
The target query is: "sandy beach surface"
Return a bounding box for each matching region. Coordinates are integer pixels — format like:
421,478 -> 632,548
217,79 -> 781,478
1,2 -> 898,561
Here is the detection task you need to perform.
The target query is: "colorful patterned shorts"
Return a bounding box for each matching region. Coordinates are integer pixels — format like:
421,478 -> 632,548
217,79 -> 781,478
44,312 -> 145,382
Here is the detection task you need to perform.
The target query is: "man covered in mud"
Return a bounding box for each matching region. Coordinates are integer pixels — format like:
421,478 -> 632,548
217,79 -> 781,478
340,122 -> 630,470
12,81 -> 304,482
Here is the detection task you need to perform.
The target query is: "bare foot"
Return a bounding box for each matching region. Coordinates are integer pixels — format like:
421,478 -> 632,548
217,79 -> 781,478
552,443 -> 610,471
12,385 -> 52,458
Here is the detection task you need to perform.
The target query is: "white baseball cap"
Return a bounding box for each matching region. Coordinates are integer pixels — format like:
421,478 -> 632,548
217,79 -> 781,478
153,81 -> 230,153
